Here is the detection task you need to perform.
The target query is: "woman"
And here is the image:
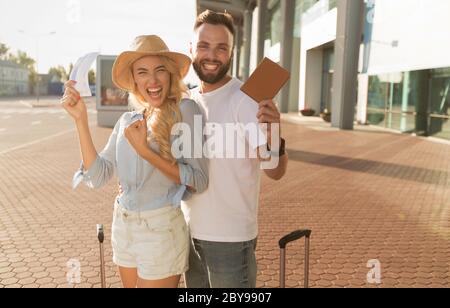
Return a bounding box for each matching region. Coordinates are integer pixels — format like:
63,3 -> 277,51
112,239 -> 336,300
61,35 -> 208,288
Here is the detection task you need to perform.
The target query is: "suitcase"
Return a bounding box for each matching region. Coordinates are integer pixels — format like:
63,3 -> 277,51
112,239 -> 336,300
278,229 -> 311,288
97,224 -> 106,288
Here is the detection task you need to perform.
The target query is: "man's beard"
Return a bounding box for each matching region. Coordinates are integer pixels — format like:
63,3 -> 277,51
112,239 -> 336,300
193,58 -> 232,84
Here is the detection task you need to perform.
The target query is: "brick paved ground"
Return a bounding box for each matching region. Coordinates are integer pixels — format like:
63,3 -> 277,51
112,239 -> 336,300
0,101 -> 449,288
257,116 -> 450,288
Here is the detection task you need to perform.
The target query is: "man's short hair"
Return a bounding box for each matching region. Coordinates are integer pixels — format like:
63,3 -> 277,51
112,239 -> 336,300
194,10 -> 236,39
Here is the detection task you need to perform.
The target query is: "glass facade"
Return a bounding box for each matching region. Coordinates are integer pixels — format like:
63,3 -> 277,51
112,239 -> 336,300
329,0 -> 337,10
321,47 -> 335,112
264,0 -> 282,62
302,0 -> 337,26
302,0 -> 321,12
429,68 -> 450,140
264,0 -> 332,60
368,68 -> 450,140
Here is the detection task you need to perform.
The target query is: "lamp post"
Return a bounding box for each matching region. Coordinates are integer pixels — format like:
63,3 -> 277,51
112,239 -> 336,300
18,30 -> 56,103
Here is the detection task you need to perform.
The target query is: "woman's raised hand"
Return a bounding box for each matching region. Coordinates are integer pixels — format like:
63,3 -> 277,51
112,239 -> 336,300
125,118 -> 149,155
61,80 -> 88,123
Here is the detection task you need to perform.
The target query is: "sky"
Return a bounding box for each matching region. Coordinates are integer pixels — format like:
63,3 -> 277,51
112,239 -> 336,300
0,0 -> 198,82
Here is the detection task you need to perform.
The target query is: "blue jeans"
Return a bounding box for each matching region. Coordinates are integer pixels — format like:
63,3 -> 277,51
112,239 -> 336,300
184,237 -> 258,288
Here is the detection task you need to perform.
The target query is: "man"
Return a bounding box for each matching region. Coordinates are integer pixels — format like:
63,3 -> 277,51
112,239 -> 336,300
181,10 -> 289,288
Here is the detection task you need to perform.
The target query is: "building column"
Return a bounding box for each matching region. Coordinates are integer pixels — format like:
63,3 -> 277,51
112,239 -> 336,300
242,9 -> 253,81
256,0 -> 268,65
357,74 -> 369,124
233,25 -> 242,79
401,71 -> 410,131
332,0 -> 365,129
279,0 -> 296,113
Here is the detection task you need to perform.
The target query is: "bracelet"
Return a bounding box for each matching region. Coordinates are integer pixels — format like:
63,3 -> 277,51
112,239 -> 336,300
267,138 -> 286,157
279,138 -> 286,156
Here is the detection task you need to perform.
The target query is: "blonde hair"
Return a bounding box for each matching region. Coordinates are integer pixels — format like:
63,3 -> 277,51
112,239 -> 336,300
129,56 -> 188,164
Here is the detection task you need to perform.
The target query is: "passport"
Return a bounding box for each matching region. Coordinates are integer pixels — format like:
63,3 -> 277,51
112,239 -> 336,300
240,57 -> 290,103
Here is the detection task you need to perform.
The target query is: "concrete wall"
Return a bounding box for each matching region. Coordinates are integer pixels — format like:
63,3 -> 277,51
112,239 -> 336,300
357,74 -> 369,124
357,0 -> 450,123
302,48 -> 323,112
288,37 -> 301,112
250,6 -> 260,74
366,0 -> 450,74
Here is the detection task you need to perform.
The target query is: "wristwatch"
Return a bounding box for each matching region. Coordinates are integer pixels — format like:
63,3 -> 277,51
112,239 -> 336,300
267,138 -> 286,157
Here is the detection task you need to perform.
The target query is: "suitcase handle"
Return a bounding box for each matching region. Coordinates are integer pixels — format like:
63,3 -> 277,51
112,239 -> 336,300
97,224 -> 104,243
278,229 -> 311,249
97,224 -> 106,288
279,229 -> 311,288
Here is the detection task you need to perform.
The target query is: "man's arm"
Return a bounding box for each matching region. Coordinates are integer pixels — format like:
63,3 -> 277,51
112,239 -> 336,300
263,152 -> 288,181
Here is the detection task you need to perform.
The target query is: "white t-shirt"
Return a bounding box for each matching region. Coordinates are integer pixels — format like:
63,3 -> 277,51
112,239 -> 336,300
181,77 -> 267,242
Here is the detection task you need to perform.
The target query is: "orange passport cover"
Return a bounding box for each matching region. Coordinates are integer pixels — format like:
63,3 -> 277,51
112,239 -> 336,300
240,57 -> 290,103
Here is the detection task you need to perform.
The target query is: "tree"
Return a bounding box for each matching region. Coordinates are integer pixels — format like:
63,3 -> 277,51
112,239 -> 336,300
67,63 -> 74,77
0,43 -> 9,60
48,65 -> 68,82
8,50 -> 35,70
66,64 -> 95,84
88,69 -> 96,85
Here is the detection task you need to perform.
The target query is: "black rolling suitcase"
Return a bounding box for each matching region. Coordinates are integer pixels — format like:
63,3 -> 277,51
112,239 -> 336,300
278,230 -> 311,288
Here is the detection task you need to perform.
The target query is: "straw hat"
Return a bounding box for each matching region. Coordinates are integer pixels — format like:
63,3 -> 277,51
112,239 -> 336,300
112,35 -> 191,92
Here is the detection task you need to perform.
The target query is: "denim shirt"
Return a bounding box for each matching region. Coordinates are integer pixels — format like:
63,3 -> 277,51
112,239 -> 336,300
72,98 -> 208,212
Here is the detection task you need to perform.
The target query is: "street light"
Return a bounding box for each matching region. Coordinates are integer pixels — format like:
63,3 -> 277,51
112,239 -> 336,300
18,30 -> 56,103
371,39 -> 399,48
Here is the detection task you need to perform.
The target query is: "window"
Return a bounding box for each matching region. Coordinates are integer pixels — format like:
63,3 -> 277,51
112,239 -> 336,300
429,68 -> 450,139
367,67 -> 450,140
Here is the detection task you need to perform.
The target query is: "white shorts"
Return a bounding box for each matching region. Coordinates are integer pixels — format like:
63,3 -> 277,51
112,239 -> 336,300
111,201 -> 189,280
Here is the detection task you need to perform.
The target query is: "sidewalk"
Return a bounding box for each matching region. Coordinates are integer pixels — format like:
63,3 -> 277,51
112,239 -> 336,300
0,96 -> 96,108
0,114 -> 449,288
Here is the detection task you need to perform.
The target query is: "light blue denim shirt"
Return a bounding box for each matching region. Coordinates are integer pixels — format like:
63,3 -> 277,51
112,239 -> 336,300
72,98 -> 208,212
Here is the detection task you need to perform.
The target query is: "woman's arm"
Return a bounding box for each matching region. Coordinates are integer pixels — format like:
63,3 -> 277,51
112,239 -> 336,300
175,99 -> 208,194
139,146 -> 181,185
75,118 -> 98,170
62,80 -> 118,189
61,80 -> 98,169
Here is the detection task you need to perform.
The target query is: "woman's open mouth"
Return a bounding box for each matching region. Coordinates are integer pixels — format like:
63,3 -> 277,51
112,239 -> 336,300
146,87 -> 163,99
